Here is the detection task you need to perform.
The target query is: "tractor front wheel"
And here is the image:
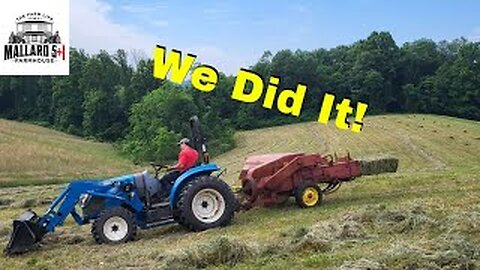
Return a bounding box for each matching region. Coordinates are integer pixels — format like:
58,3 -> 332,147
295,182 -> 322,208
91,207 -> 137,244
174,175 -> 235,231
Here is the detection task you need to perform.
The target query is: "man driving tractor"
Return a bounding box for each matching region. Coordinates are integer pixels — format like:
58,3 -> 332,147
159,138 -> 199,197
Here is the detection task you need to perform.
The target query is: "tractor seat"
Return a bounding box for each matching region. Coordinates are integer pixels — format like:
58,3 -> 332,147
133,171 -> 161,199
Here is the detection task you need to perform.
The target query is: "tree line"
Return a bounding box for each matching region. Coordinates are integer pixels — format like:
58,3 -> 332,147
0,31 -> 478,162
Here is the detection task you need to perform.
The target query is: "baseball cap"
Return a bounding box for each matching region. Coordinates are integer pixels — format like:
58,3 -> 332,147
177,138 -> 190,145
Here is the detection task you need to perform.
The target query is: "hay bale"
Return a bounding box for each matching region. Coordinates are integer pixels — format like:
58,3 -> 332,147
359,156 -> 399,176
339,259 -> 387,270
164,236 -> 253,269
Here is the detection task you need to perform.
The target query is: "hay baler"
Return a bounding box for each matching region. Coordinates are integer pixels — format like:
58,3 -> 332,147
238,153 -> 362,208
4,117 -> 237,255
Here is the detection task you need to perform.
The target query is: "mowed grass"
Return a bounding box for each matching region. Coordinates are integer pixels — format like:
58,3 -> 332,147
0,119 -> 138,187
0,114 -> 479,269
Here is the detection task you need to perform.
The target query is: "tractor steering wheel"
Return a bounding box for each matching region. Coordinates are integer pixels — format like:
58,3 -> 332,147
149,162 -> 168,178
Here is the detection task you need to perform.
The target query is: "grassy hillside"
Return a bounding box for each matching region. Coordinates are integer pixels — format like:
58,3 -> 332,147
0,114 -> 479,269
217,114 -> 479,182
0,119 -> 138,187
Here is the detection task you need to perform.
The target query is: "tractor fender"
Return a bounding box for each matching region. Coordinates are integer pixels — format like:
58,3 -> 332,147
169,163 -> 220,207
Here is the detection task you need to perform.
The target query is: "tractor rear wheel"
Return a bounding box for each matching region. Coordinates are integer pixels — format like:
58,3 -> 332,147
91,207 -> 137,244
174,175 -> 235,231
295,182 -> 322,208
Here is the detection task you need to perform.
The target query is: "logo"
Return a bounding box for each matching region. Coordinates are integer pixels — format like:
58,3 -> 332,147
4,12 -> 66,63
0,0 -> 69,75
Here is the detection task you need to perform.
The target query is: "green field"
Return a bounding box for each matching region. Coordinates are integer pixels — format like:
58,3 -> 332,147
0,114 -> 479,269
0,119 -> 138,187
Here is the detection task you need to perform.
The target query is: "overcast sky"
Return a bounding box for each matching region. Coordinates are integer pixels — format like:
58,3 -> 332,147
71,0 -> 480,74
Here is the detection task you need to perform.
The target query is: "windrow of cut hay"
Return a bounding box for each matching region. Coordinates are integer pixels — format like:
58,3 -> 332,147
156,204 -> 479,269
161,236 -> 253,269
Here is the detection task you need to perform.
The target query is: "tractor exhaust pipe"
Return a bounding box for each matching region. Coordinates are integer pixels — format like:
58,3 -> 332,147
4,211 -> 47,256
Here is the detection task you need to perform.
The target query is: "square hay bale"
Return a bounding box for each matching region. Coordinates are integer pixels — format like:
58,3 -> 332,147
359,156 -> 399,176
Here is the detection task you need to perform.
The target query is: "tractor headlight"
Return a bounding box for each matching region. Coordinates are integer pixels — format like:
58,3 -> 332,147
80,194 -> 91,208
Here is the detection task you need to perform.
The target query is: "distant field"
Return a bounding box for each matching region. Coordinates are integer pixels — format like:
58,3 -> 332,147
1,115 -> 478,187
216,114 -> 480,182
0,114 -> 479,269
0,119 -> 138,187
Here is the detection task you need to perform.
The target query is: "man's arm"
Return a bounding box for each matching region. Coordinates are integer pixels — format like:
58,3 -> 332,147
168,162 -> 180,171
168,153 -> 187,171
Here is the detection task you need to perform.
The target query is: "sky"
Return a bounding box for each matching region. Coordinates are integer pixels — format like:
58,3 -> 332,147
71,0 -> 480,74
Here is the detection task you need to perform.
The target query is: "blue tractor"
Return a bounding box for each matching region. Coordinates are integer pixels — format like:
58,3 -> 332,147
4,116 -> 237,255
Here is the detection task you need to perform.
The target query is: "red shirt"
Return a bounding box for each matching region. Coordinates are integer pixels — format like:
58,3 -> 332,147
178,145 -> 199,172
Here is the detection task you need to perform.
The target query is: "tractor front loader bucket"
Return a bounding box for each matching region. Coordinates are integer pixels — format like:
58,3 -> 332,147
4,211 -> 46,255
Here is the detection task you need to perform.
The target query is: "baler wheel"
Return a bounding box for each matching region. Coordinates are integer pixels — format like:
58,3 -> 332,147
295,182 -> 322,208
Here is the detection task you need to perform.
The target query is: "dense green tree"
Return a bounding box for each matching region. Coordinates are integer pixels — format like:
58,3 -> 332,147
350,32 -> 401,112
123,83 -> 198,163
124,59 -> 163,111
51,48 -> 87,134
80,50 -> 131,140
432,42 -> 480,119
